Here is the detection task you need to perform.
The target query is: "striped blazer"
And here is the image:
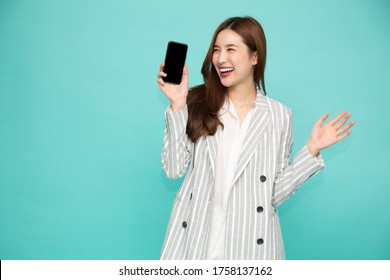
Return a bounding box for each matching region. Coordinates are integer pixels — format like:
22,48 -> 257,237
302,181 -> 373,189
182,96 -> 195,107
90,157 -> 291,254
160,91 -> 324,260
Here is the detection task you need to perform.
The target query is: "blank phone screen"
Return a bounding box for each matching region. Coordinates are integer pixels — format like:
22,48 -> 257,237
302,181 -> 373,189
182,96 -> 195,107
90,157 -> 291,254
163,41 -> 188,84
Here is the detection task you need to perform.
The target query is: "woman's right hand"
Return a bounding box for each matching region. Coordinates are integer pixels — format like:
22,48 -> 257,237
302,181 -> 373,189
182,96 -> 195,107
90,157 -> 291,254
157,62 -> 188,112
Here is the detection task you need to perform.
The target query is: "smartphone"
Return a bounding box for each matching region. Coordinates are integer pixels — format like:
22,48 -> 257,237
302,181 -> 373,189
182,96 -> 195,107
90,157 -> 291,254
162,41 -> 188,84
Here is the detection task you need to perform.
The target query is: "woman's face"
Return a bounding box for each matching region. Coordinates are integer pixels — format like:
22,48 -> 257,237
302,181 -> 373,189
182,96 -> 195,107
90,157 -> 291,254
212,29 -> 257,89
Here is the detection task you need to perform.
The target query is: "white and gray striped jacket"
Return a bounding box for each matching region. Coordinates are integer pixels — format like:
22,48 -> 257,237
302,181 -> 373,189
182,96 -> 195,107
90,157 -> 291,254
160,90 -> 324,259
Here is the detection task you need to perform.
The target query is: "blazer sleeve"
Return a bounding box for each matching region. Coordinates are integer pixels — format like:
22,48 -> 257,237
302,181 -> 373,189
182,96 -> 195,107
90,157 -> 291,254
272,108 -> 325,207
161,105 -> 193,179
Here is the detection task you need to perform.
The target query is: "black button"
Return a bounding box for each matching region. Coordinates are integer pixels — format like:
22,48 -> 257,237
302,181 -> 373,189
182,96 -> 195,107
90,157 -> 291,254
257,206 -> 264,213
260,175 -> 266,182
190,193 -> 193,200
182,221 -> 187,228
257,238 -> 264,245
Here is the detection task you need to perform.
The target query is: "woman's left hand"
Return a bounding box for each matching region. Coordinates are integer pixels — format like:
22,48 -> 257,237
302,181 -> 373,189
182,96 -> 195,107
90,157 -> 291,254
306,112 -> 355,157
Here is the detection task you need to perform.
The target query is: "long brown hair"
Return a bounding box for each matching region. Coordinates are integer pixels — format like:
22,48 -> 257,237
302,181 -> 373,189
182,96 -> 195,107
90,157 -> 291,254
186,16 -> 267,142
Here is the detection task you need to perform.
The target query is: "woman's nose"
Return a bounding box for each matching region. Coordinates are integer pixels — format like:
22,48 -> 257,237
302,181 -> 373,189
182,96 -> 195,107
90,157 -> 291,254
218,51 -> 228,64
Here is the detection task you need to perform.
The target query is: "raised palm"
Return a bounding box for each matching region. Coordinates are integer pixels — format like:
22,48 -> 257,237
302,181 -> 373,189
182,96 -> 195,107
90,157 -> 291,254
308,112 -> 355,156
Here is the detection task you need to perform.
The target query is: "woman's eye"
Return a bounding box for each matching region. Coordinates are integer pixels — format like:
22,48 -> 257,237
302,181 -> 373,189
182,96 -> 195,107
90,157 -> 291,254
213,48 -> 220,53
228,48 -> 235,52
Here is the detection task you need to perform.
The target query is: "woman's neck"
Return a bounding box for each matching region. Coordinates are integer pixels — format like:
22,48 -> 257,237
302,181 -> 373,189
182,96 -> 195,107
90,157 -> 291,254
227,83 -> 257,108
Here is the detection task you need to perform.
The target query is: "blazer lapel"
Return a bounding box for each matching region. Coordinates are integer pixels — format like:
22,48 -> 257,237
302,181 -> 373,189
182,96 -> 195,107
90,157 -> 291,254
231,92 -> 270,185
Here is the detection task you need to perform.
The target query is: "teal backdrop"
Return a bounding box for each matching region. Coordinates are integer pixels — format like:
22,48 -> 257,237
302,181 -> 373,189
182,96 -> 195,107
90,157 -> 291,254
1,0 -> 389,260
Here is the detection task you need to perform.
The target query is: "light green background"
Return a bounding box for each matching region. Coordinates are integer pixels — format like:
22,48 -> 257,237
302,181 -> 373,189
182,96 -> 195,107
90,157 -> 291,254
0,0 -> 389,260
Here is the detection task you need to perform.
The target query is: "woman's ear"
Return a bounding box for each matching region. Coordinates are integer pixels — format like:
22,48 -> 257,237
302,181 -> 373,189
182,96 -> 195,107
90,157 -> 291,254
251,52 -> 258,65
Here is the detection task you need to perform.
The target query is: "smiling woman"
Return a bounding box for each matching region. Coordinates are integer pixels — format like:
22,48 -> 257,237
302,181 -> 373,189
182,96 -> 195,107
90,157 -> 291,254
156,16 -> 354,260
183,17 -> 268,142
213,30 -> 258,93
0,0 -> 388,262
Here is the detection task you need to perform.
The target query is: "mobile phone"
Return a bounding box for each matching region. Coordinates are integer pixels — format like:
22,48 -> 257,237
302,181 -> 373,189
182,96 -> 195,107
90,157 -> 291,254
162,41 -> 188,84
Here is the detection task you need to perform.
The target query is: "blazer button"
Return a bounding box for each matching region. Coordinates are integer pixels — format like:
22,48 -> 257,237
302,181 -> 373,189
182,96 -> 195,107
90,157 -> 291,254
257,206 -> 264,213
257,238 -> 264,245
182,221 -> 187,228
260,175 -> 267,182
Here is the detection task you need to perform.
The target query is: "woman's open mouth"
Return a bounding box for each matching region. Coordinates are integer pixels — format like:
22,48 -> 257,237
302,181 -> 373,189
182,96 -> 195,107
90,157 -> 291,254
219,67 -> 234,77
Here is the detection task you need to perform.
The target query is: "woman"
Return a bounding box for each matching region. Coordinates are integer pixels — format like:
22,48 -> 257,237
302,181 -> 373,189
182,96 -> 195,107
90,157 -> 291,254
157,16 -> 354,260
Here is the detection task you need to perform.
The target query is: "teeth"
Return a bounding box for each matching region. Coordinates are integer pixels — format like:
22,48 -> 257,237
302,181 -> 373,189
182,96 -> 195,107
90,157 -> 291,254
220,67 -> 234,73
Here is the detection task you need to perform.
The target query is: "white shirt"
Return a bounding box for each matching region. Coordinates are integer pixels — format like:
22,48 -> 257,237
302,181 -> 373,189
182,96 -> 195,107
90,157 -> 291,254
206,97 -> 255,259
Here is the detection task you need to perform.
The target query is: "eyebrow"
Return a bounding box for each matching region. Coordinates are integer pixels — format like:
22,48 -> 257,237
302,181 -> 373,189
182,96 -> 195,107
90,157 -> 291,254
213,43 -> 239,48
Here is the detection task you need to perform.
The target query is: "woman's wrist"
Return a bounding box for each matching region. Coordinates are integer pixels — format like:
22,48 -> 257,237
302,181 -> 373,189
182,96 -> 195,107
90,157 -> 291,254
170,102 -> 187,112
306,140 -> 320,157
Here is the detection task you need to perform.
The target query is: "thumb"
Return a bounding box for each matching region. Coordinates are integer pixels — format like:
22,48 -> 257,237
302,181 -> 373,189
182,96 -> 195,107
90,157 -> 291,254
314,113 -> 329,128
182,65 -> 189,84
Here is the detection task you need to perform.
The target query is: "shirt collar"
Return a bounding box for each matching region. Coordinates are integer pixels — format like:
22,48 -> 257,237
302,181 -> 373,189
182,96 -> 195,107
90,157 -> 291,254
220,95 -> 238,119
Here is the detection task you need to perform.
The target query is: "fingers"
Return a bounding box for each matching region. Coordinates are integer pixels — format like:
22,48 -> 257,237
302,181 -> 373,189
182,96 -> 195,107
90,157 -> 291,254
181,64 -> 189,84
157,74 -> 166,86
157,62 -> 167,86
157,63 -> 188,86
329,111 -> 348,126
337,119 -> 355,139
333,112 -> 352,132
314,113 -> 329,128
337,129 -> 352,141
